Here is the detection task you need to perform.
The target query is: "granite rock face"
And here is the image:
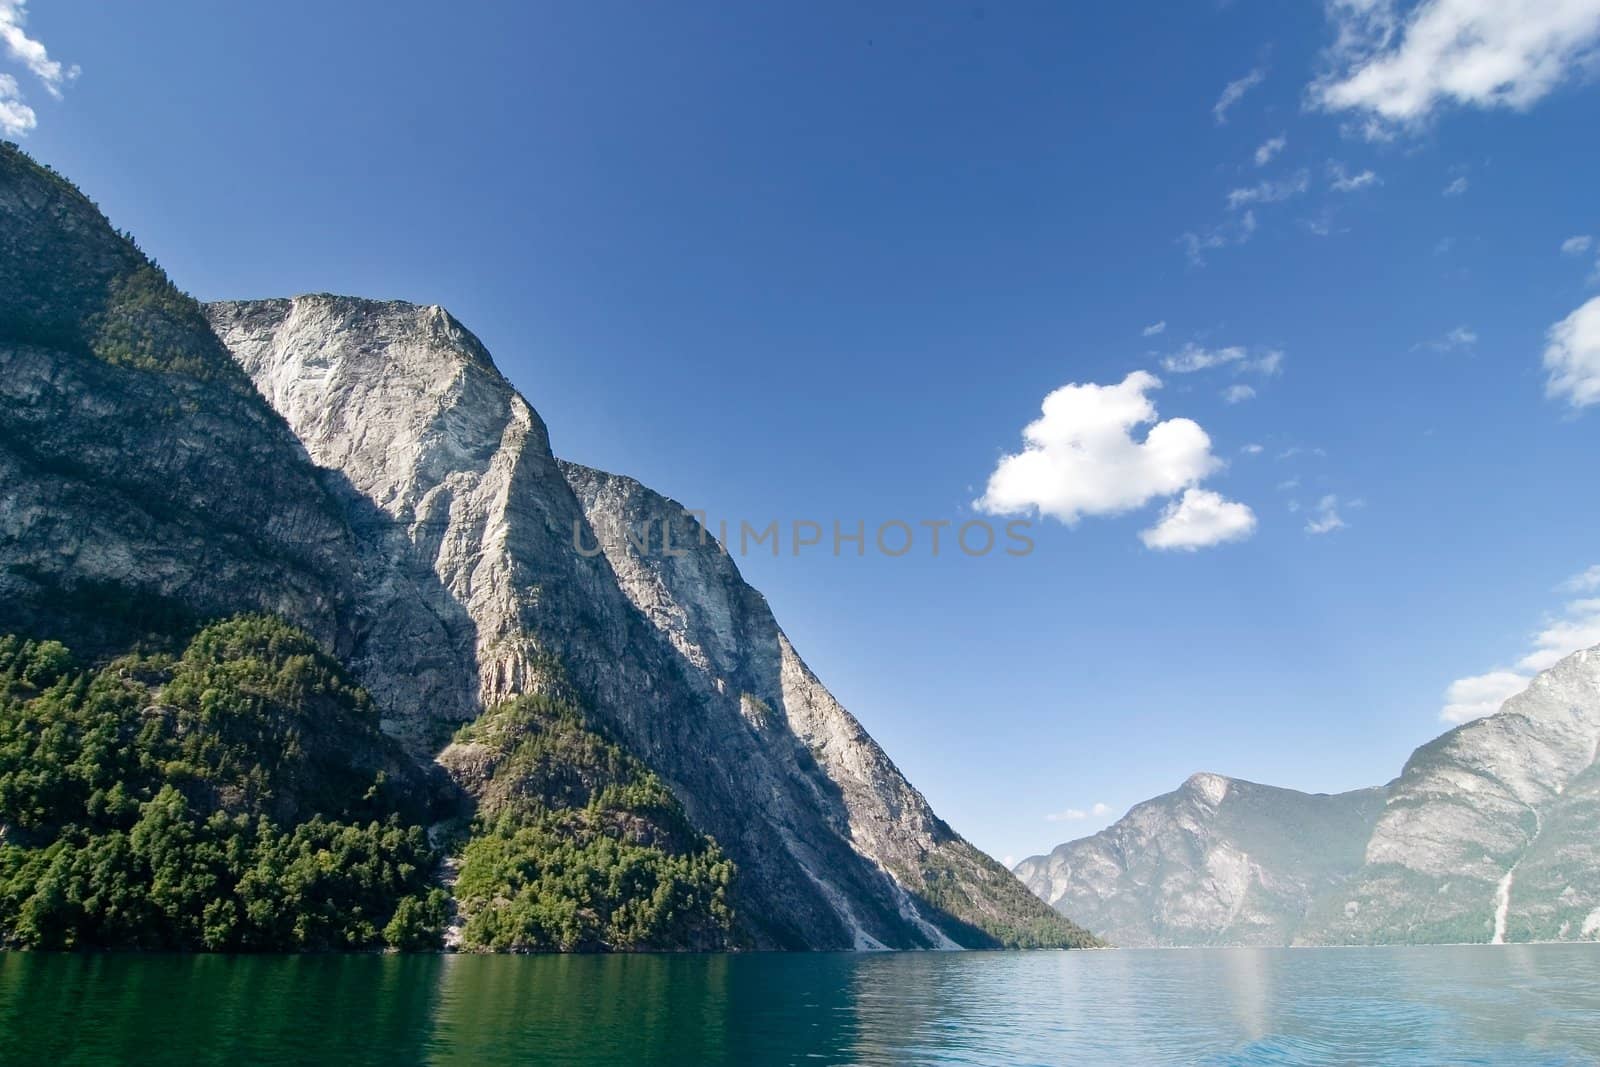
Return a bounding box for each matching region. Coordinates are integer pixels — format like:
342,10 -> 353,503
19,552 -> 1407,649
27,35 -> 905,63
1020,647 -> 1600,946
1014,774 -> 1385,947
205,295 -> 1088,950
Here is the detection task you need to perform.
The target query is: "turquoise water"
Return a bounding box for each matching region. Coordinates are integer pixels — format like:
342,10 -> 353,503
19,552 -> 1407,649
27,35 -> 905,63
2,945 -> 1597,1065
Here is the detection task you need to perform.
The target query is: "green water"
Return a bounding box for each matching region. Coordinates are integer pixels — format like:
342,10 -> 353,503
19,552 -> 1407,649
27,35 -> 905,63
2,945 -> 1598,1065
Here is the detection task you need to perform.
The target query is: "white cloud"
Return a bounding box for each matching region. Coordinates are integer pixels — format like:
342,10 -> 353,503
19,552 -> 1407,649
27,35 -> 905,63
1141,488 -> 1258,551
1415,324 -> 1478,352
1329,162 -> 1381,191
1214,66 -> 1267,124
1443,176 -> 1470,196
1561,235 -> 1594,256
1255,134 -> 1288,166
1241,443 -> 1265,455
1305,494 -> 1348,534
1519,599 -> 1600,671
1544,296 -> 1600,409
1223,384 -> 1258,404
1227,169 -> 1311,209
1313,0 -> 1600,134
1143,320 -> 1168,336
0,1 -> 76,137
1180,210 -> 1257,266
1161,343 -> 1284,376
1439,582 -> 1600,720
1561,564 -> 1600,592
1090,802 -> 1112,817
0,71 -> 33,136
976,371 -> 1220,525
1441,670 -> 1531,723
1046,808 -> 1088,822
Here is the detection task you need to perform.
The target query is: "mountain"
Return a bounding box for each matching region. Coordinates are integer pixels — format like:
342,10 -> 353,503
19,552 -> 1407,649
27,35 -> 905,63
1018,646 -> 1600,946
1297,646 -> 1600,945
0,142 -> 1089,951
1013,774 -> 1386,947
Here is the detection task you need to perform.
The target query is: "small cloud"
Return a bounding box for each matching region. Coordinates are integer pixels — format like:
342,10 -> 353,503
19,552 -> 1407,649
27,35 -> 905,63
1241,443 -> 1265,455
1414,325 -> 1478,353
1433,237 -> 1456,256
1328,162 -> 1380,192
1544,296 -> 1600,410
1222,384 -> 1257,404
1305,494 -> 1347,535
1227,169 -> 1311,210
976,371 -> 1241,549
1143,320 -> 1168,337
1254,134 -> 1287,166
1214,67 -> 1267,125
1045,808 -> 1088,822
1140,488 -> 1258,551
1090,802 -> 1111,817
1443,176 -> 1469,197
1562,235 -> 1594,256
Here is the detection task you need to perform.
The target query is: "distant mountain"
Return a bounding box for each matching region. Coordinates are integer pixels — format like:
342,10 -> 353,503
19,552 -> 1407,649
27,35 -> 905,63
1297,647 -> 1600,945
1013,774 -> 1385,947
1018,646 -> 1600,946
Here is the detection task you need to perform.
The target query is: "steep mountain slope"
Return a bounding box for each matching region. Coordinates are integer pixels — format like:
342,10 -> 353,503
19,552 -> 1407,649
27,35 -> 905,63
562,463 -> 1091,949
206,295 -> 1092,950
0,144 -> 357,656
1014,774 -> 1385,947
1297,647 -> 1600,945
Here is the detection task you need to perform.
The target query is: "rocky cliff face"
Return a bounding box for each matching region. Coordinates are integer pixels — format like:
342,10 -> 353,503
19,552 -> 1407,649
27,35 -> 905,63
204,295 -> 1089,950
1297,647 -> 1600,945
1021,646 -> 1600,946
1014,774 -> 1385,947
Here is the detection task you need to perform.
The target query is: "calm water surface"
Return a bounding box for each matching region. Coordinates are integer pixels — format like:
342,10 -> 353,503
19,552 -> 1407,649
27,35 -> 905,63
2,945 -> 1597,1065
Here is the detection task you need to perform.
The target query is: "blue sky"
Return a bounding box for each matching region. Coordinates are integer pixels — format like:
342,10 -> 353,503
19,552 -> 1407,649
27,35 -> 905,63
7,0 -> 1600,865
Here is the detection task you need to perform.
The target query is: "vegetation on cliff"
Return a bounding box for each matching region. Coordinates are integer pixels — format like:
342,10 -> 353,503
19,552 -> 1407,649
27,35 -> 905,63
443,691 -> 738,952
0,616 -> 446,951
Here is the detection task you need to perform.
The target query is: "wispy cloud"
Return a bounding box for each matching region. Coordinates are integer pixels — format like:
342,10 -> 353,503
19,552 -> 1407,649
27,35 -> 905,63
1328,161 -> 1380,192
1254,134 -> 1287,166
1561,235 -> 1594,256
1179,210 -> 1257,267
1143,320 -> 1168,337
1305,494 -> 1348,535
1227,169 -> 1311,210
1442,176 -> 1469,197
1161,343 -> 1284,377
1222,384 -> 1257,404
1414,325 -> 1478,353
1214,66 -> 1267,124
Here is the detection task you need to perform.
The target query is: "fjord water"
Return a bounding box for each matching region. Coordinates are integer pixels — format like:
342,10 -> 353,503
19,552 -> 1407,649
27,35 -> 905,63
2,946 -> 1597,1065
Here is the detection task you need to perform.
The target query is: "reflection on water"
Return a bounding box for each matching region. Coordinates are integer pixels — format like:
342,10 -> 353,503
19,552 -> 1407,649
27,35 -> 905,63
2,945 -> 1598,1065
